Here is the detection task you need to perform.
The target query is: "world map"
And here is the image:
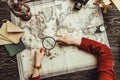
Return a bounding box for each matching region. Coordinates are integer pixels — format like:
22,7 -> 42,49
12,0 -> 109,80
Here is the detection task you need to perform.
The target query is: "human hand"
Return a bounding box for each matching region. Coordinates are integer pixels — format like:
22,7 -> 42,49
56,36 -> 81,46
34,48 -> 46,67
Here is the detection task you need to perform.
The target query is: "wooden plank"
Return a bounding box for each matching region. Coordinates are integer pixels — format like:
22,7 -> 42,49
0,1 -> 119,80
42,68 -> 98,80
0,2 -> 20,80
103,5 -> 120,79
108,37 -> 120,45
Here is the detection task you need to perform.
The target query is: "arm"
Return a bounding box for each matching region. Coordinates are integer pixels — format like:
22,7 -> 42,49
57,36 -> 115,80
29,75 -> 40,80
79,38 -> 115,80
29,48 -> 46,80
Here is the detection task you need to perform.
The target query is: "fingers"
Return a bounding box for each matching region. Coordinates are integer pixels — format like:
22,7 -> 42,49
40,48 -> 47,55
40,48 -> 45,53
56,38 -> 62,42
56,36 -> 69,46
56,36 -> 66,43
35,48 -> 46,55
57,41 -> 68,46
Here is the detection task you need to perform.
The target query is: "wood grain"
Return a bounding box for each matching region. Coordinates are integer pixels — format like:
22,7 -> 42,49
0,2 -> 19,80
104,5 -> 120,80
0,1 -> 119,80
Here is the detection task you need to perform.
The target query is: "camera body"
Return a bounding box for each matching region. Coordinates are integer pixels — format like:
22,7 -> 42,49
73,0 -> 89,10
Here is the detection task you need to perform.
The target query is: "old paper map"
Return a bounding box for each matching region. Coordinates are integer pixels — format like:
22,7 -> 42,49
11,0 -> 109,80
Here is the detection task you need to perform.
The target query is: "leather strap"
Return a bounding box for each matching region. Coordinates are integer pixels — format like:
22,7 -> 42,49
34,64 -> 42,69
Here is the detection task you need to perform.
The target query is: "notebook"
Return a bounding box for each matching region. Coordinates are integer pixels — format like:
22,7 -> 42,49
4,40 -> 26,56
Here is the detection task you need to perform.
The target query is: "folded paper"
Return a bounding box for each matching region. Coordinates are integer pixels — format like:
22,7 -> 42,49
111,0 -> 120,11
0,20 -> 24,45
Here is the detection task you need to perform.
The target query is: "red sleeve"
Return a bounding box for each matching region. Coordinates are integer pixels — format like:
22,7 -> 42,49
29,75 -> 40,80
79,38 -> 116,80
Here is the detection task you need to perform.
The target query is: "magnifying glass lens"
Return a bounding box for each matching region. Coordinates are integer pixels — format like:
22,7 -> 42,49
42,37 -> 56,50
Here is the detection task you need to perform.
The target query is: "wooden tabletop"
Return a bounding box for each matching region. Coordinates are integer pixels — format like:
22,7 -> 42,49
0,1 -> 120,80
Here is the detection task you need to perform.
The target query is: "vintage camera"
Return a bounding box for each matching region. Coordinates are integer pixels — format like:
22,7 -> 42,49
73,0 -> 89,10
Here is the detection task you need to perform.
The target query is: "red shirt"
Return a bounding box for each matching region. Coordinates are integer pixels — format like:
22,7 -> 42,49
30,38 -> 116,80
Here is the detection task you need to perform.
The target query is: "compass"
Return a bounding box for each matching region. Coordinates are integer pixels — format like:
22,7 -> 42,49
42,36 -> 56,50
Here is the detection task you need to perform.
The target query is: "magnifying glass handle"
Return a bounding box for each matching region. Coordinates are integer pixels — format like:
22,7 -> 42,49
46,49 -> 49,56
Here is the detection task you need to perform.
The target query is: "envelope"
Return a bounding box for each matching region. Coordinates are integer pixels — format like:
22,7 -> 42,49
0,35 -> 12,45
111,0 -> 120,11
0,20 -> 24,45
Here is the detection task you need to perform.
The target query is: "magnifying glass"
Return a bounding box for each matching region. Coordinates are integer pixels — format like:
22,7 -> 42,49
42,36 -> 56,56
